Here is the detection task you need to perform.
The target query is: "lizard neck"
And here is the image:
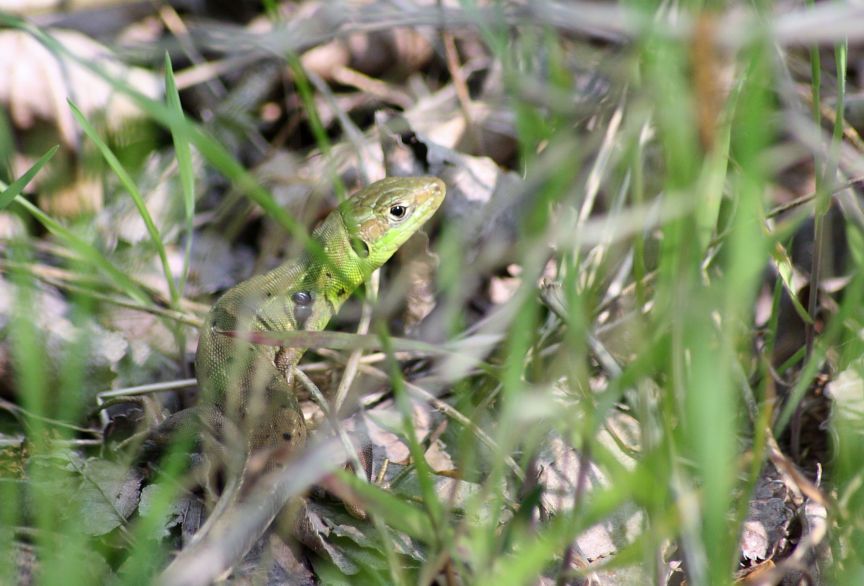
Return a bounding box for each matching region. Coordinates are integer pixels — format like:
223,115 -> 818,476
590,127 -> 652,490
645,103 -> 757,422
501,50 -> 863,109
308,210 -> 370,305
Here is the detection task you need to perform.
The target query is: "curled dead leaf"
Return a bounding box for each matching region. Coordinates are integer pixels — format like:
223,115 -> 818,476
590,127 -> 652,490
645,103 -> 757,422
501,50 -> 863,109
0,29 -> 161,145
0,28 -> 161,215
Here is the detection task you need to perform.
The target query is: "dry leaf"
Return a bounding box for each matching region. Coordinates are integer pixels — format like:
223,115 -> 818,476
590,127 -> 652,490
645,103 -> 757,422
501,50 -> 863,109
0,28 -> 161,215
67,459 -> 143,536
396,231 -> 440,331
0,29 -> 160,145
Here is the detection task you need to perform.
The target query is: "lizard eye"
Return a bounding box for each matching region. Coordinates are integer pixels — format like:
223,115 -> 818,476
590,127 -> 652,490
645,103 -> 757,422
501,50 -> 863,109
389,204 -> 407,221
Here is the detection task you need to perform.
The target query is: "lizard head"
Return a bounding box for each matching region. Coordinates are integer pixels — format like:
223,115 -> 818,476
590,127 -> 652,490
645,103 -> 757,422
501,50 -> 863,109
339,176 -> 446,271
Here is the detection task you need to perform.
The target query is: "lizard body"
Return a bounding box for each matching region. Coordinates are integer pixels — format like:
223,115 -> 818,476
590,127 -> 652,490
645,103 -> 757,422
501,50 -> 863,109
157,176 -> 445,586
194,175 -> 445,458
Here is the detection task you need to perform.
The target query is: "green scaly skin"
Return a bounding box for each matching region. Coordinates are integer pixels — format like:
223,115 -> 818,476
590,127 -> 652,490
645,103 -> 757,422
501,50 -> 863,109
193,175 -> 445,461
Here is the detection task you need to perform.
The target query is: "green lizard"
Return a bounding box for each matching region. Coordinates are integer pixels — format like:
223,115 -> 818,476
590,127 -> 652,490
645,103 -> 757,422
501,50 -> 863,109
194,175 -> 445,460
157,176 -> 445,584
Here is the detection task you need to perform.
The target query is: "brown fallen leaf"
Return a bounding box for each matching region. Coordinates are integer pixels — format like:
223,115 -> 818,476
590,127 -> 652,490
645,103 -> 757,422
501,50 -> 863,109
0,28 -> 161,215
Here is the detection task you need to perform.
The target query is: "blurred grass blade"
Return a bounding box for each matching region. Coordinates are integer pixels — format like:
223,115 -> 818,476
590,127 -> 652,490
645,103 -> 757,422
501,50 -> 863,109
336,470 -> 436,544
0,145 -> 58,209
164,53 -> 196,296
13,196 -> 151,305
286,52 -> 344,199
378,324 -> 446,531
68,99 -> 180,307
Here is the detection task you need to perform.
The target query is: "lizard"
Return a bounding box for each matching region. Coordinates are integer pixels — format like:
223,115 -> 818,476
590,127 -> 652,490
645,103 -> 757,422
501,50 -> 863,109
156,175 -> 445,585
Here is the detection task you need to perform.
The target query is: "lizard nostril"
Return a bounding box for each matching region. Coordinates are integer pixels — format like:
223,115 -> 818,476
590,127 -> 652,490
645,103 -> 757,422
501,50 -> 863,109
282,432 -> 292,441
429,179 -> 445,199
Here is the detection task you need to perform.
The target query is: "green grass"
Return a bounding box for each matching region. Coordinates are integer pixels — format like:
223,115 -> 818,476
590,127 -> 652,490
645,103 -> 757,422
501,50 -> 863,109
2,3 -> 864,585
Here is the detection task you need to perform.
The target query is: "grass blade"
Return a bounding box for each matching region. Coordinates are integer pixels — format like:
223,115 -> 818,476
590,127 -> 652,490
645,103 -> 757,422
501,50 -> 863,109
0,145 -> 59,209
